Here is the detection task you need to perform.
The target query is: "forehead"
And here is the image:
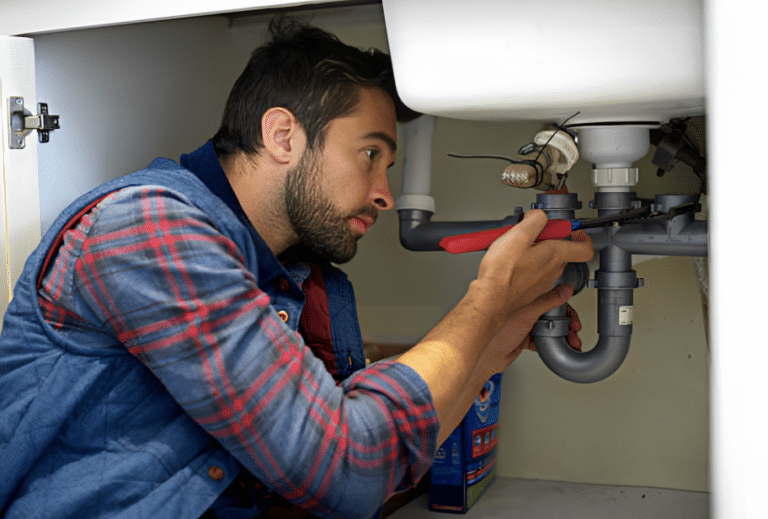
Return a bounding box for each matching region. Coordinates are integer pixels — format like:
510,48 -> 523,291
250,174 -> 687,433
328,87 -> 397,149
353,87 -> 397,124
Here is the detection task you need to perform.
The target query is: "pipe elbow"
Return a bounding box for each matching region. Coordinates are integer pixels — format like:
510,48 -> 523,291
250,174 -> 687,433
533,332 -> 631,383
397,210 -> 439,251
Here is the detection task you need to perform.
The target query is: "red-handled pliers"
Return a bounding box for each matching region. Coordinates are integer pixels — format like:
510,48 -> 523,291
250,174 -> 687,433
439,204 -> 672,254
439,219 -> 577,254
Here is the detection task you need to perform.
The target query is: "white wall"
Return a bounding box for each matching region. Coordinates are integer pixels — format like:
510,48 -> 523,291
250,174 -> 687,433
34,15 -> 250,232
707,0 -> 768,515
29,4 -> 709,493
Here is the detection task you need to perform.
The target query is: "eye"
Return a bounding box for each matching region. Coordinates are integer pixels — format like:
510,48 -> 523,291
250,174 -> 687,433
365,149 -> 379,161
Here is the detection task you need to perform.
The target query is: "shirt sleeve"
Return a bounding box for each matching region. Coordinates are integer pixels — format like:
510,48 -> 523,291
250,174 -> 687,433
44,185 -> 438,519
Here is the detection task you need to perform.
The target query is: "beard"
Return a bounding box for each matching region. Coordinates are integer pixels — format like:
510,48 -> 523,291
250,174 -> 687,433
284,150 -> 377,264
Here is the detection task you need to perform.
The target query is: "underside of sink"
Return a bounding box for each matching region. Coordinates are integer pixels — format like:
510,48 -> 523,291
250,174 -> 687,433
382,0 -> 705,124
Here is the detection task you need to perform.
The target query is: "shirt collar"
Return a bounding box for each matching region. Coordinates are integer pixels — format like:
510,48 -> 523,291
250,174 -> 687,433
180,141 -> 247,224
179,141 -> 302,291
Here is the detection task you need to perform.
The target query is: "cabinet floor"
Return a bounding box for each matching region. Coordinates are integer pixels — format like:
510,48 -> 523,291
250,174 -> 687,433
388,477 -> 710,518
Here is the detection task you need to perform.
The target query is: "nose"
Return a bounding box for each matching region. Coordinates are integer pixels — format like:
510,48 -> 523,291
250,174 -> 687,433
371,168 -> 395,211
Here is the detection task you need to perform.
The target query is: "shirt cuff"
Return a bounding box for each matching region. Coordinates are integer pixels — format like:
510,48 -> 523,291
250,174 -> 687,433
346,359 -> 440,491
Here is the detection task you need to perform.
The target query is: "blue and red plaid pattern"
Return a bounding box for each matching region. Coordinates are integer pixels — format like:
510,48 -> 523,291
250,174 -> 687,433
37,185 -> 438,518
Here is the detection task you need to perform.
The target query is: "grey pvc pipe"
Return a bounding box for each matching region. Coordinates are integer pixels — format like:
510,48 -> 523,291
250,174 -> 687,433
396,116 -> 437,215
396,114 -> 523,250
535,334 -> 632,384
609,220 -> 708,256
532,192 -> 641,383
398,209 -> 520,251
533,271 -> 636,383
400,115 -> 436,196
396,122 -> 709,383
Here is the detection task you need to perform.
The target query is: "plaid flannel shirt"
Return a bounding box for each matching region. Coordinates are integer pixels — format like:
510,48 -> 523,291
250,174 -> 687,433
22,143 -> 439,518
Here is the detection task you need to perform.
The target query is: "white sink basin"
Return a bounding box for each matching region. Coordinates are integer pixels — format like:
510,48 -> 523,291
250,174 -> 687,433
382,0 -> 704,124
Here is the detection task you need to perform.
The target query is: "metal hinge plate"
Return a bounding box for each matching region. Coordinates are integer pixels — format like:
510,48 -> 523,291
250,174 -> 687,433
8,96 -> 60,149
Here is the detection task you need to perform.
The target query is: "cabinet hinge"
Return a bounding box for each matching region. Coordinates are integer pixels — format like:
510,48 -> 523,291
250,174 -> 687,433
8,97 -> 60,149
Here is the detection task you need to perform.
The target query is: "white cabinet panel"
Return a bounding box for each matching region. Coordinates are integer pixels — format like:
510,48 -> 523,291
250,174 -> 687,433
0,36 -> 42,319
0,0 -> 350,36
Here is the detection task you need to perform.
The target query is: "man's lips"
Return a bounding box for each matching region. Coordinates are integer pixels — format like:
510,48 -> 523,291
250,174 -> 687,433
350,215 -> 376,234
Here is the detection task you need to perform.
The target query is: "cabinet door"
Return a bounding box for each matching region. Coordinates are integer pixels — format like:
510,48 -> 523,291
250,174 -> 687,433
0,36 -> 42,320
0,0 -> 347,36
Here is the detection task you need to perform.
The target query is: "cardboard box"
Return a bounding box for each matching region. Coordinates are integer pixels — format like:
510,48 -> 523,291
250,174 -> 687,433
429,373 -> 502,513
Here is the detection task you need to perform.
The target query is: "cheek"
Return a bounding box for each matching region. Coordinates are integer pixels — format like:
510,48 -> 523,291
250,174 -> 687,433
320,160 -> 371,205
330,179 -> 370,212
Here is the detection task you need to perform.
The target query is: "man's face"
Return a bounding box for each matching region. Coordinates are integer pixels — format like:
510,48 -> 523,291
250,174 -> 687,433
284,149 -> 374,263
284,87 -> 397,264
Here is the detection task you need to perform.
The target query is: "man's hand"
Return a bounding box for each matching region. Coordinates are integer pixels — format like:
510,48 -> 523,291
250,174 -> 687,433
437,283 -> 583,439
482,284 -> 578,376
474,209 -> 593,323
397,209 -> 594,444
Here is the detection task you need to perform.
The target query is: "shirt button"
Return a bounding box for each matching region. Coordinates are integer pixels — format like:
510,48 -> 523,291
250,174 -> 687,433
208,466 -> 225,481
276,278 -> 291,292
277,310 -> 289,323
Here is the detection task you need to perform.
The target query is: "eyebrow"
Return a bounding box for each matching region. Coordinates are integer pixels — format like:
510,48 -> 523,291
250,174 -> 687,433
365,132 -> 397,153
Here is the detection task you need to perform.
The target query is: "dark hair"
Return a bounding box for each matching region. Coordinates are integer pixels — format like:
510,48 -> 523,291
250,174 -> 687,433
212,16 -> 420,157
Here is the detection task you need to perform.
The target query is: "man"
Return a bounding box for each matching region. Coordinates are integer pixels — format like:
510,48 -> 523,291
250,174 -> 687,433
0,17 -> 593,519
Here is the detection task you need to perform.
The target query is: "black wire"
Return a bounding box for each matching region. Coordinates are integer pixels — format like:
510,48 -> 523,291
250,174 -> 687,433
447,112 -> 581,188
528,112 -> 581,187
531,112 -> 580,166
446,154 -> 517,164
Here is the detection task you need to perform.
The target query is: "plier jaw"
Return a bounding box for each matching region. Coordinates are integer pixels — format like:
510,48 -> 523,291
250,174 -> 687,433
575,202 -> 698,230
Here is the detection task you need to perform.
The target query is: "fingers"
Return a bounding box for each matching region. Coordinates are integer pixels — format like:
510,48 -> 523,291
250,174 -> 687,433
518,228 -> 594,268
566,304 -> 582,351
570,229 -> 591,243
566,304 -> 582,332
502,335 -> 536,370
519,208 -> 549,235
490,213 -> 594,269
542,229 -> 593,263
476,211 -> 595,320
567,330 -> 582,351
486,209 -> 549,254
567,230 -> 595,262
523,295 -> 584,352
517,284 -> 574,323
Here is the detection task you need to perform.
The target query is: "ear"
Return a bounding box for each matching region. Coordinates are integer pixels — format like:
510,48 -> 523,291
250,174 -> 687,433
261,107 -> 304,165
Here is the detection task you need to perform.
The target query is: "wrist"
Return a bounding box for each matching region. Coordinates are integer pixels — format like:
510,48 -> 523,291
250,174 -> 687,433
463,279 -> 510,334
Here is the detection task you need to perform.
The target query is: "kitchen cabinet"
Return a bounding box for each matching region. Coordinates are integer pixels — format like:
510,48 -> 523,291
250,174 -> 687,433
1,1 -> 765,517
